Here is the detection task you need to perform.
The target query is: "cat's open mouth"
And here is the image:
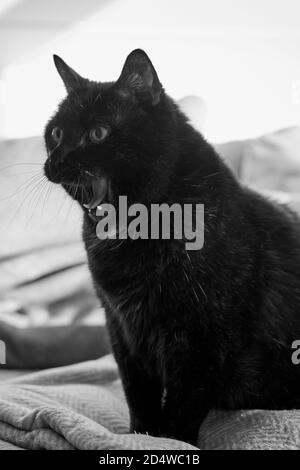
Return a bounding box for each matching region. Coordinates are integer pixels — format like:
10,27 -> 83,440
83,174 -> 109,210
45,161 -> 113,221
81,173 -> 112,221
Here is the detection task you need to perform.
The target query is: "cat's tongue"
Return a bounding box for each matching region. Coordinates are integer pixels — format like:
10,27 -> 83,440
83,175 -> 108,210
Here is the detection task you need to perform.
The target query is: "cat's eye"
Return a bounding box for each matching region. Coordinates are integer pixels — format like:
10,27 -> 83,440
89,126 -> 110,144
52,127 -> 63,144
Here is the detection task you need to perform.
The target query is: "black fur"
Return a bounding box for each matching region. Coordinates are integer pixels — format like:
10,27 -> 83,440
44,49 -> 300,445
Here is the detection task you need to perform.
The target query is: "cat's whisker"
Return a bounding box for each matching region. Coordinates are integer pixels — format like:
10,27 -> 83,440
22,175 -> 48,215
24,178 -> 50,227
60,175 -> 82,226
57,189 -> 71,220
32,177 -> 51,218
0,172 -> 45,202
4,175 -> 47,228
0,162 -> 43,174
42,182 -> 53,214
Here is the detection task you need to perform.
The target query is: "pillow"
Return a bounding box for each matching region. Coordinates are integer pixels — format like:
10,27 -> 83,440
178,95 -> 207,132
216,127 -> 300,194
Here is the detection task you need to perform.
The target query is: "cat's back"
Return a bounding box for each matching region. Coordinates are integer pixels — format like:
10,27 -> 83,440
239,186 -> 300,294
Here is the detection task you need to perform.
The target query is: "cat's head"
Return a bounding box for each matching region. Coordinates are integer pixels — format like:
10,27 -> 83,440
44,49 -> 180,216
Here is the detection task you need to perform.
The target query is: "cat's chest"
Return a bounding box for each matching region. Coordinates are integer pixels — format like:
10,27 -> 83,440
87,243 -> 176,358
85,233 -> 202,361
107,272 -> 167,360
118,302 -> 165,360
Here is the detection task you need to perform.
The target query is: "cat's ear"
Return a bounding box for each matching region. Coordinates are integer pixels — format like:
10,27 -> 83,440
53,55 -> 87,93
116,49 -> 162,105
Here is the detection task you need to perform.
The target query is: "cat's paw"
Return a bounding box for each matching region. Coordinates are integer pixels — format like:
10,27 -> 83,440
129,419 -> 162,437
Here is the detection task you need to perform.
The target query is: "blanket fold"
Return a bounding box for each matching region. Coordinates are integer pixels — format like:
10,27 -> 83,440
0,354 -> 300,450
0,355 -> 197,450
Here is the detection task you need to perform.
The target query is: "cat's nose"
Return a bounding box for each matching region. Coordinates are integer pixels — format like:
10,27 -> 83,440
49,146 -> 69,165
78,135 -> 87,148
61,137 -> 87,159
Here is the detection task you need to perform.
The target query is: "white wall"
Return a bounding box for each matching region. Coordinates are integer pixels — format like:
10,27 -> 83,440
2,0 -> 300,142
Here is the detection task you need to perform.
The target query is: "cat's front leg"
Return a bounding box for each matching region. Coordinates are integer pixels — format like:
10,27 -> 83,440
162,385 -> 211,446
119,355 -> 164,436
161,349 -> 213,445
107,319 -> 163,436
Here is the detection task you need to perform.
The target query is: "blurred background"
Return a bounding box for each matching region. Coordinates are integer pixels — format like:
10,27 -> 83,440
0,0 -> 300,142
0,0 -> 300,373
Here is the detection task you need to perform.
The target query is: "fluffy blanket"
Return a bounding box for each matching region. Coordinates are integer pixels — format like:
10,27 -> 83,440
0,354 -> 300,450
0,355 -> 195,450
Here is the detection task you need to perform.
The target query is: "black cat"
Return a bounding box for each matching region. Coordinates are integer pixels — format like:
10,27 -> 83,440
44,49 -> 300,445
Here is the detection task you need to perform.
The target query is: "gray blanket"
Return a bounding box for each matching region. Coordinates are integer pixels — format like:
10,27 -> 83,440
0,354 -> 300,450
